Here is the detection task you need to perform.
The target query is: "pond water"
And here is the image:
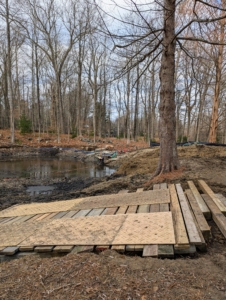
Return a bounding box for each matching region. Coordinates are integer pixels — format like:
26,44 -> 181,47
0,157 -> 115,180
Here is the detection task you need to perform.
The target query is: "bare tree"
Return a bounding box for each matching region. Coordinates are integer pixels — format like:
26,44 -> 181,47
97,0 -> 226,176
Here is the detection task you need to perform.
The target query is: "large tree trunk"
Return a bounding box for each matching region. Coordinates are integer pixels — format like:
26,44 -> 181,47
208,4 -> 225,143
154,0 -> 179,175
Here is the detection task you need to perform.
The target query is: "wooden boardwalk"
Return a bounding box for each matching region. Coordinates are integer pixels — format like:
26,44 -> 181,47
0,181 -> 226,260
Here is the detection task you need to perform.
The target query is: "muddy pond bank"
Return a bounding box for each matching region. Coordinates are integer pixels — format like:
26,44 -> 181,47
1,144 -> 226,213
0,146 -> 119,211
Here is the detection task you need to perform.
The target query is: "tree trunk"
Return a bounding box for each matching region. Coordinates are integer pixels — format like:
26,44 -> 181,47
6,0 -> 15,144
150,63 -> 155,141
133,64 -> 139,141
126,69 -> 130,145
155,0 -> 179,175
35,39 -> 41,140
208,8 -> 225,143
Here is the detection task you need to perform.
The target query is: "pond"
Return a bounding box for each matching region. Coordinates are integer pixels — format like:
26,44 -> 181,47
0,157 -> 115,180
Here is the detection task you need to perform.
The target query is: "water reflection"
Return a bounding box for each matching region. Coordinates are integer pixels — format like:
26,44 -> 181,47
0,158 -> 115,179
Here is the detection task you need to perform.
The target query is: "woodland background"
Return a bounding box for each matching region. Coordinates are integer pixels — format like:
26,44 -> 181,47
0,0 -> 226,144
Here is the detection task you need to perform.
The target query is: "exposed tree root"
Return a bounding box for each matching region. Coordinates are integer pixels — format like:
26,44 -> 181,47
143,167 -> 185,187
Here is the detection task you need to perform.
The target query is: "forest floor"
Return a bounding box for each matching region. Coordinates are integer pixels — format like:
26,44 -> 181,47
0,130 -> 226,299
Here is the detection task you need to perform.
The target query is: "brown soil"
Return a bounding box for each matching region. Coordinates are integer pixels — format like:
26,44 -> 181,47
1,132 -> 226,299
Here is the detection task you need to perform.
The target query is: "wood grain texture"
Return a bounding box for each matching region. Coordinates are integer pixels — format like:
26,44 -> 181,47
215,194 -> 226,207
187,181 -> 211,220
176,184 -> 202,245
198,180 -> 226,215
202,194 -> 226,239
186,189 -> 210,242
1,246 -> 19,256
111,245 -> 125,253
142,245 -> 158,257
168,184 -> 189,248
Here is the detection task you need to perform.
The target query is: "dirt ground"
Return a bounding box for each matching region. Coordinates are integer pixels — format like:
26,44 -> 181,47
1,131 -> 226,299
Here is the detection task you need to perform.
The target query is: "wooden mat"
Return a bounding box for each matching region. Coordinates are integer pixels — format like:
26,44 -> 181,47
0,199 -> 83,218
71,189 -> 170,210
0,190 -> 170,218
113,212 -> 175,244
0,221 -> 47,247
18,212 -> 175,246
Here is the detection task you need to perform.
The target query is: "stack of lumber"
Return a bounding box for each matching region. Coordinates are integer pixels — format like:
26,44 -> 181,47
1,180 -> 226,261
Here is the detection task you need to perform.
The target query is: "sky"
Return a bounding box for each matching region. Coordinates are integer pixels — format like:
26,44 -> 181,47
98,0 -> 151,15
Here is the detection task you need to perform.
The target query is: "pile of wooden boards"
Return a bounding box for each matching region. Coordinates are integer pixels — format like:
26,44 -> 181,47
0,180 -> 226,261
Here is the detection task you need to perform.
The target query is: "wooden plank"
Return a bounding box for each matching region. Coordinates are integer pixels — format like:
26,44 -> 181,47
19,246 -> 35,252
187,181 -> 211,220
159,203 -> 169,212
150,204 -> 160,213
0,217 -> 15,224
126,205 -> 137,214
71,245 -> 94,254
36,213 -> 51,221
137,205 -> 149,213
153,184 -> 160,190
174,245 -> 196,256
176,184 -> 202,245
1,246 -> 19,256
160,183 -> 168,189
215,194 -> 226,207
158,245 -> 174,258
53,245 -> 74,253
44,212 -> 59,220
168,184 -> 189,248
72,209 -> 92,218
17,215 -> 36,223
116,206 -> 128,214
142,245 -> 158,257
5,216 -> 23,225
198,180 -> 226,215
0,218 -> 8,223
34,246 -> 54,252
102,207 -> 118,215
202,194 -> 226,239
186,189 -> 210,242
52,211 -> 68,219
61,210 -> 78,219
134,245 -> 144,252
87,208 -> 105,216
111,245 -> 125,253
26,214 -> 41,222
189,208 -> 207,252
125,245 -> 135,252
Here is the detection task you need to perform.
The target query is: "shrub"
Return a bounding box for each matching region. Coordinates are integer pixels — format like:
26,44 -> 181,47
71,127 -> 77,139
18,114 -> 32,134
